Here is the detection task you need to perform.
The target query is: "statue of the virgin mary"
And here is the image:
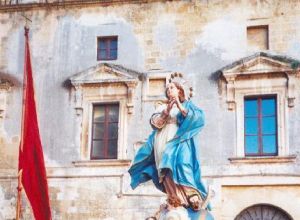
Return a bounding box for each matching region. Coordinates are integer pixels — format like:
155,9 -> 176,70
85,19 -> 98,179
128,73 -> 214,220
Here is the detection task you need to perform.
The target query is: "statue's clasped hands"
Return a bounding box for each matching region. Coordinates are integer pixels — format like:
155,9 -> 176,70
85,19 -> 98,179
164,97 -> 187,117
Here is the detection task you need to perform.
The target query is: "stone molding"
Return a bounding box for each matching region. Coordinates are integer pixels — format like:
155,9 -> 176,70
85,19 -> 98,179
142,69 -> 171,101
69,63 -> 142,160
72,159 -> 131,167
70,63 -> 141,115
218,52 -> 300,158
228,155 -> 297,164
220,52 -> 299,110
0,0 -> 174,12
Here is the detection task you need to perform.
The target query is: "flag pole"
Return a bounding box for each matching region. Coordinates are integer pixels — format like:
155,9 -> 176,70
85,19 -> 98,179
17,15 -> 52,220
16,169 -> 23,220
16,16 -> 32,220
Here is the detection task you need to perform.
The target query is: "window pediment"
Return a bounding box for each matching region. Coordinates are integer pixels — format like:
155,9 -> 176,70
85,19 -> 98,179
69,63 -> 142,114
222,52 -> 299,79
70,63 -> 142,86
219,52 -> 300,110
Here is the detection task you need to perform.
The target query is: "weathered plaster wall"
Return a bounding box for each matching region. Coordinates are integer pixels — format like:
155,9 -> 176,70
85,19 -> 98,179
1,0 -> 300,166
0,0 -> 300,219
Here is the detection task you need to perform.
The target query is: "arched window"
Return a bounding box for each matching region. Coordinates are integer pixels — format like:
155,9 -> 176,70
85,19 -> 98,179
235,204 -> 292,220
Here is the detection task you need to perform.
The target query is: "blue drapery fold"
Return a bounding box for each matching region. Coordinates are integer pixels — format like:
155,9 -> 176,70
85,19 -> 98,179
128,100 -> 210,210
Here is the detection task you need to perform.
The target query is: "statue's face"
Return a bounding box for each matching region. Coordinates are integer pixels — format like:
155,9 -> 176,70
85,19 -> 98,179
166,83 -> 179,99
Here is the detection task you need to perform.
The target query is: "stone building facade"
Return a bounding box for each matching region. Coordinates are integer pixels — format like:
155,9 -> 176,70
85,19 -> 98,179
1,0 -> 300,219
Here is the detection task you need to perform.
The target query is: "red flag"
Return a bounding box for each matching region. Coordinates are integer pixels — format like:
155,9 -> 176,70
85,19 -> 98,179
18,27 -> 52,220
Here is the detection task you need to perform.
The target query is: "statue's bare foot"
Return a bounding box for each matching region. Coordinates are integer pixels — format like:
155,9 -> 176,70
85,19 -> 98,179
187,194 -> 201,211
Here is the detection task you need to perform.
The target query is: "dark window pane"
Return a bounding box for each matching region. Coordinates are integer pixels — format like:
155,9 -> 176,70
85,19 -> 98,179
98,40 -> 106,50
92,140 -> 104,158
108,140 -> 118,159
97,37 -> 118,60
245,99 -> 257,116
263,135 -> 276,154
93,123 -> 105,139
93,106 -> 105,122
262,98 -> 275,115
91,103 -> 119,159
262,117 -> 276,134
99,50 -> 107,59
108,123 -> 118,139
110,49 -> 117,59
245,136 -> 258,154
110,39 -> 118,50
108,105 -> 119,121
245,118 -> 258,134
97,52 -> 101,60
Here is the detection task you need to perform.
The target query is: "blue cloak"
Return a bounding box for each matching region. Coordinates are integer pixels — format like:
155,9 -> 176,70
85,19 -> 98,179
128,100 -> 210,210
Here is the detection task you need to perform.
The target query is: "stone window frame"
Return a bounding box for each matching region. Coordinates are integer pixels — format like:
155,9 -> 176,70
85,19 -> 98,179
235,85 -> 287,158
69,63 -> 140,165
86,98 -> 127,161
97,36 -> 118,61
246,17 -> 271,51
247,25 -> 269,50
73,86 -> 130,164
220,53 -> 299,162
142,70 -> 171,101
243,95 -> 278,156
90,102 -> 120,160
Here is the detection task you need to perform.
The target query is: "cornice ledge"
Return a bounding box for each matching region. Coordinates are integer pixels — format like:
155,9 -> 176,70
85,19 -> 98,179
0,0 -> 175,12
72,159 -> 131,167
228,155 -> 297,164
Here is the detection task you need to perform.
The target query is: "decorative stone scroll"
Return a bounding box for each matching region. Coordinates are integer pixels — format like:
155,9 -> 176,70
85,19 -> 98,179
125,81 -> 137,114
0,79 -> 12,119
